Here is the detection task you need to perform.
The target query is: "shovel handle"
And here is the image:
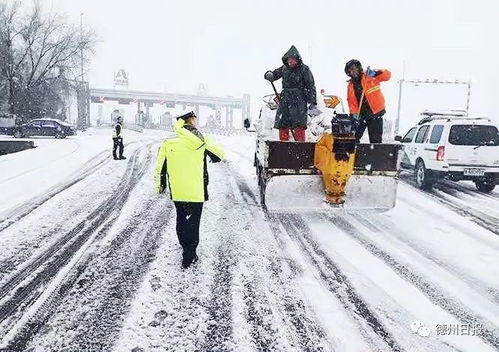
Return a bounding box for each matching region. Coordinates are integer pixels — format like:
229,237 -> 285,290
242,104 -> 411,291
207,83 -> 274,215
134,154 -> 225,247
270,81 -> 281,104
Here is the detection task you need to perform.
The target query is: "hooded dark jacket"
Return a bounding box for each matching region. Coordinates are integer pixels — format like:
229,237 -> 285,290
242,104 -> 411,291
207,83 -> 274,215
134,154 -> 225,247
269,46 -> 317,129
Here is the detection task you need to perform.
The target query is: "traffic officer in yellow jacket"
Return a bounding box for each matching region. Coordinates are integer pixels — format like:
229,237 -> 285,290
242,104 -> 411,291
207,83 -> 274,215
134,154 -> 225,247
155,111 -> 224,268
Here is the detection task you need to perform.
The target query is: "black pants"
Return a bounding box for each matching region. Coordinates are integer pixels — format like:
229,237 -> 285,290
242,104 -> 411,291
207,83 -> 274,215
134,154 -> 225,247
355,117 -> 383,143
174,202 -> 204,258
112,137 -> 124,159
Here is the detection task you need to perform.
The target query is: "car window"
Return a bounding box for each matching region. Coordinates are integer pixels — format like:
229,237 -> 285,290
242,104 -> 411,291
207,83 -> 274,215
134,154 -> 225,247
401,127 -> 418,143
429,125 -> 444,144
41,120 -> 56,127
415,125 -> 430,143
30,120 -> 42,127
449,125 -> 499,146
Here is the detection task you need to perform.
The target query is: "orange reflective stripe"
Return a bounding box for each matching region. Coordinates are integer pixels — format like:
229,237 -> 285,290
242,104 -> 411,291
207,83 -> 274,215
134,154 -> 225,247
366,86 -> 380,94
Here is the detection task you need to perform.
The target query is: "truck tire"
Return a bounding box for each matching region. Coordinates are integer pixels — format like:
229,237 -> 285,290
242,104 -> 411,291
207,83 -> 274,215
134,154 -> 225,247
13,130 -> 23,138
475,176 -> 496,193
415,160 -> 434,190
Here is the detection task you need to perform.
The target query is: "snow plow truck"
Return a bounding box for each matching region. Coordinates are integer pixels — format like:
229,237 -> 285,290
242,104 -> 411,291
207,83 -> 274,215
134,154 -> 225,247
249,93 -> 402,213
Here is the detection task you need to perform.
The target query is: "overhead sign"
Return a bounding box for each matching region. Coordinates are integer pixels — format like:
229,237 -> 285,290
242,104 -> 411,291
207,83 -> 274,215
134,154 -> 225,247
91,96 -> 105,103
114,69 -> 129,87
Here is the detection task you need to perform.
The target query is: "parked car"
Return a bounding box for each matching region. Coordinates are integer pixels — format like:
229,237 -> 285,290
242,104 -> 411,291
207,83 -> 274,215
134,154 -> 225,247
0,114 -> 16,135
396,111 -> 499,193
13,118 -> 76,139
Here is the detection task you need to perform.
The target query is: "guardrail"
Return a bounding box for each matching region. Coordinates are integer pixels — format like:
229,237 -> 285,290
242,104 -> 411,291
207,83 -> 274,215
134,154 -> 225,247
0,140 -> 36,155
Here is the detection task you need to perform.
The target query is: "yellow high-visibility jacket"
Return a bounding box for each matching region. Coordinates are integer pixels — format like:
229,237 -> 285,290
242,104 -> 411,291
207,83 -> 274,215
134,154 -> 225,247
155,119 -> 224,202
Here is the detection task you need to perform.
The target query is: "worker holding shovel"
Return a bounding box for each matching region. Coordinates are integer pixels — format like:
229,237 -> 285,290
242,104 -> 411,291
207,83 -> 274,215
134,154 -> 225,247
345,59 -> 391,143
264,45 -> 318,142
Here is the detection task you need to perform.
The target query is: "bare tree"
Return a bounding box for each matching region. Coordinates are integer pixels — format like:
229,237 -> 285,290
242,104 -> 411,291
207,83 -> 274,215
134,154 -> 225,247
0,1 -> 97,120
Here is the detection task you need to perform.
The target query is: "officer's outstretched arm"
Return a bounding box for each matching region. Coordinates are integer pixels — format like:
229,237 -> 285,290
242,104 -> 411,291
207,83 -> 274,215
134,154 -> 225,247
205,136 -> 224,163
154,143 -> 167,193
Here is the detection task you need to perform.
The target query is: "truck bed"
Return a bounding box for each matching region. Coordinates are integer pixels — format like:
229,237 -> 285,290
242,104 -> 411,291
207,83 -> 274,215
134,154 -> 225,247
264,141 -> 401,173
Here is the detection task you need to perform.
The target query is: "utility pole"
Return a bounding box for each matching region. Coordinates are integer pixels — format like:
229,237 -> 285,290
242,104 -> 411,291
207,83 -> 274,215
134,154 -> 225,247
394,61 -> 406,137
395,78 -> 404,136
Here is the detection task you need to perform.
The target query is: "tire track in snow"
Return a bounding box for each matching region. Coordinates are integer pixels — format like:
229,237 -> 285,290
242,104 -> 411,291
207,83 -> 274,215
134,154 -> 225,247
226,143 -> 403,350
435,180 -> 499,202
275,213 -> 403,352
0,142 -> 152,281
0,149 -> 109,232
201,167 -> 250,351
326,214 -> 499,351
220,175 -> 282,351
0,146 -> 152,343
229,142 -> 497,348
27,199 -> 173,352
355,213 -> 499,305
400,176 -> 499,236
226,164 -> 336,351
0,140 -> 144,233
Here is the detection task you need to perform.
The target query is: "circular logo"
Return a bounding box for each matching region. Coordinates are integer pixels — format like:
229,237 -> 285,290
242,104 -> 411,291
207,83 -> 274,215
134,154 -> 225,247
411,321 -> 431,337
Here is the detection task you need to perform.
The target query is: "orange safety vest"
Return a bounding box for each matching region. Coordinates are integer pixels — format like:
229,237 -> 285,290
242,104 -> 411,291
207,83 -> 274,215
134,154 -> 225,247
347,70 -> 391,115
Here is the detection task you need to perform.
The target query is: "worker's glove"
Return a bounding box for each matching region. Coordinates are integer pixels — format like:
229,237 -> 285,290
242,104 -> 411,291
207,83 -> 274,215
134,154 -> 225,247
350,114 -> 362,131
154,174 -> 165,194
206,150 -> 222,163
264,71 -> 274,81
309,123 -> 323,136
308,104 -> 321,117
366,67 -> 378,77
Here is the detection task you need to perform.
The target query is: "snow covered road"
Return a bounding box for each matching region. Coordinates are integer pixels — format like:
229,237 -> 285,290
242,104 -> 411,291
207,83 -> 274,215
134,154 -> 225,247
0,132 -> 498,351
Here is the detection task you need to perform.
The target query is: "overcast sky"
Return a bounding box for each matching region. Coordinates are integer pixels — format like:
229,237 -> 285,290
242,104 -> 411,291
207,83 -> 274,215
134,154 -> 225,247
17,0 -> 499,131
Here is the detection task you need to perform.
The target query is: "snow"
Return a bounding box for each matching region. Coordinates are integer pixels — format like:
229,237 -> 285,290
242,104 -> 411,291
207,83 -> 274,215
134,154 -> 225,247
0,131 -> 498,351
0,128 -> 161,214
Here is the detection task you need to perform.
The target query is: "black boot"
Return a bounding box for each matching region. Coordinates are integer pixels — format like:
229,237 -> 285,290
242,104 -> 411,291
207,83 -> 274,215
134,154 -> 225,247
181,249 -> 194,269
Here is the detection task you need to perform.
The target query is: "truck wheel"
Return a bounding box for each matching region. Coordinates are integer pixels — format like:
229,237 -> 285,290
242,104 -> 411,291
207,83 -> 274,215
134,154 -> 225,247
14,130 -> 23,138
415,160 -> 434,190
475,176 -> 496,193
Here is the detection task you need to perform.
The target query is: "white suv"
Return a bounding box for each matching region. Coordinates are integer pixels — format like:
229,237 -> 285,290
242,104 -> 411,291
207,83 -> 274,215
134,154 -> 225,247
398,111 -> 499,192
